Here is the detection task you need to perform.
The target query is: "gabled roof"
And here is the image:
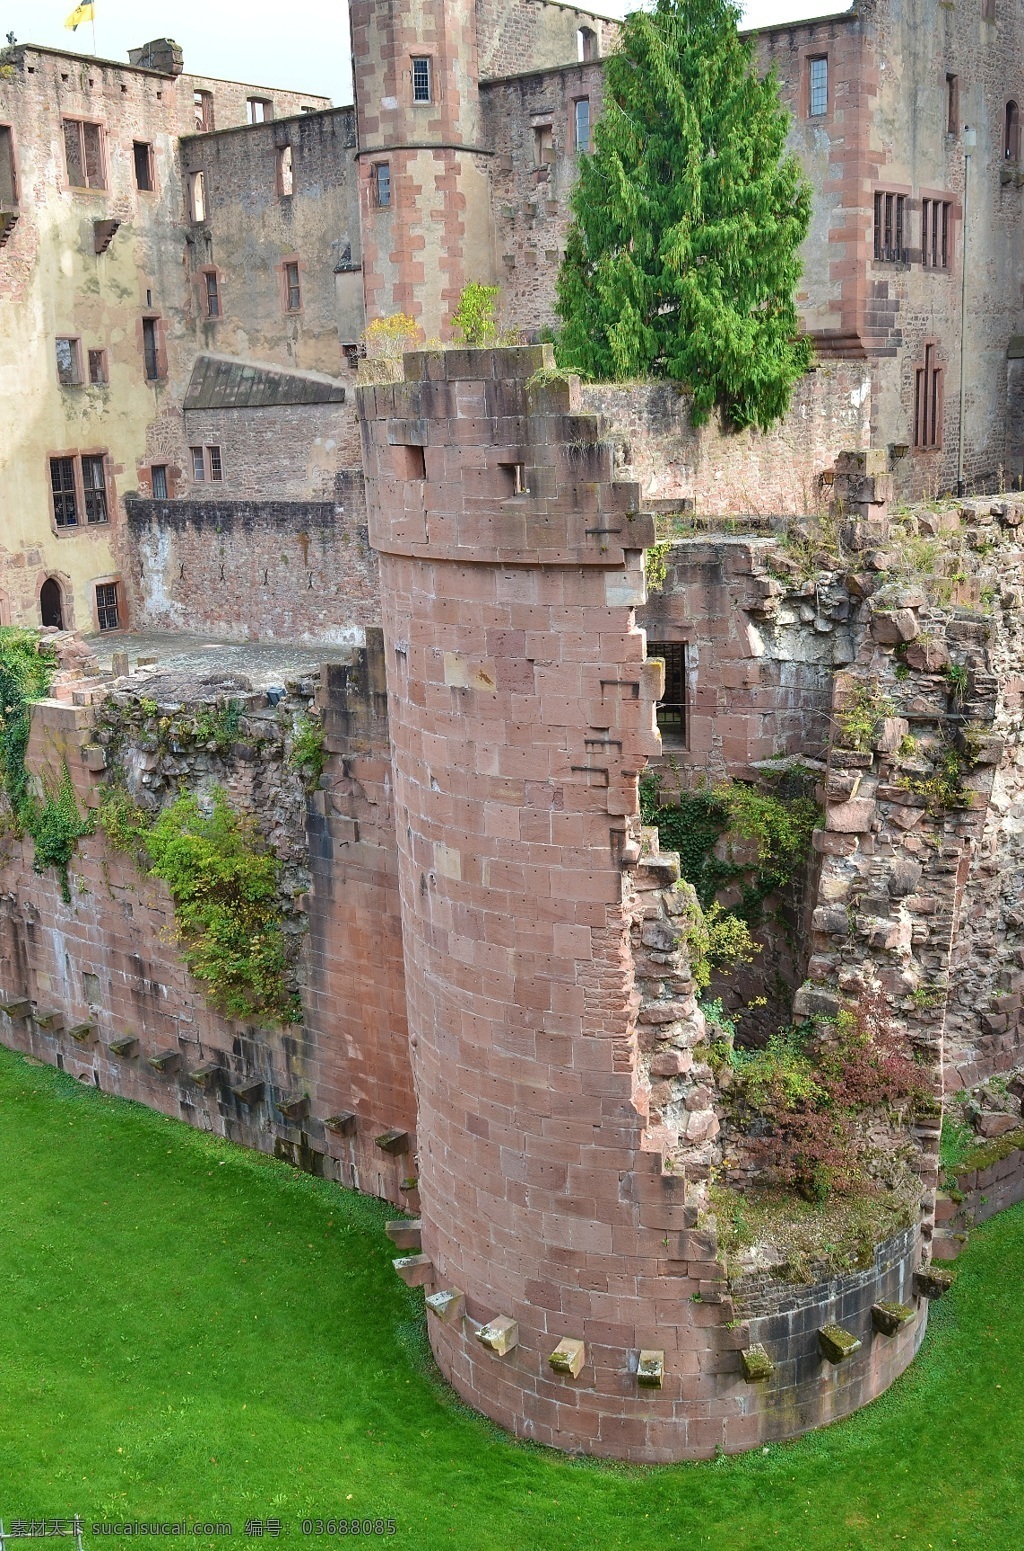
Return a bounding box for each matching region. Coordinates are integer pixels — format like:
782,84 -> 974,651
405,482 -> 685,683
184,355 -> 347,410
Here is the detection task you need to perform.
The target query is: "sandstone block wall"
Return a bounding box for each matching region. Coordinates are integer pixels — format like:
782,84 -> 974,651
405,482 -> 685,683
123,488 -> 379,644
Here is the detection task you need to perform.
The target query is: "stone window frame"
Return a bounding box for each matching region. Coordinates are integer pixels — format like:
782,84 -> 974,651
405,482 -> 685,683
133,139 -> 155,193
1005,100 -> 1021,162
199,265 -> 223,320
277,143 -> 294,198
872,185 -> 911,264
411,54 -> 434,105
577,26 -> 598,62
61,116 -> 107,193
150,464 -> 170,500
189,445 -> 224,484
571,96 -> 591,155
193,89 -> 214,133
913,339 -> 945,452
646,637 -> 689,746
46,448 -> 114,534
371,161 -> 392,210
0,122 -> 20,205
246,97 -> 274,125
188,169 -> 208,225
920,192 -> 955,271
139,314 -> 167,383
280,254 -> 304,315
93,576 -> 125,634
88,346 -> 108,385
55,335 -> 84,388
946,73 -> 959,137
532,120 -> 555,181
807,55 -> 829,118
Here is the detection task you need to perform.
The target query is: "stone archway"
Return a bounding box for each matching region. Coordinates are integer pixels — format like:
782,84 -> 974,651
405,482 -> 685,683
39,576 -> 65,630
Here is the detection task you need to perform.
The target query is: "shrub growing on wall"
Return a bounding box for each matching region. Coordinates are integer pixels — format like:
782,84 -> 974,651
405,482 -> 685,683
555,0 -> 812,429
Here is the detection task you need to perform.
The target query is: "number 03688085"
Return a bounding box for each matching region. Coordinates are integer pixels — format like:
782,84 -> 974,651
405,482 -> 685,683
300,1521 -> 396,1537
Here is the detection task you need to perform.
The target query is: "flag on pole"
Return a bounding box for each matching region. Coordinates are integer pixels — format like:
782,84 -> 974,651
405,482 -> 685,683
64,3 -> 95,30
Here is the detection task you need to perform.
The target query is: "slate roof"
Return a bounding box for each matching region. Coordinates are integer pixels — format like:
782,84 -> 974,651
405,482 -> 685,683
184,355 -> 347,410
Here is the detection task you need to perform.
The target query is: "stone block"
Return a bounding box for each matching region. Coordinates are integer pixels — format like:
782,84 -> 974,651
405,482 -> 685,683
0,1000 -> 32,1021
792,984 -> 841,1019
385,1219 -> 422,1251
149,1050 -> 181,1074
188,1062 -> 221,1088
740,1344 -> 774,1382
914,1265 -> 956,1299
636,1350 -> 664,1388
229,1079 -> 264,1104
425,1288 -> 465,1324
393,1254 -> 433,1288
548,1337 -> 586,1378
324,1112 -> 357,1135
275,1093 -> 310,1120
81,744 -> 108,772
477,1315 -> 519,1356
818,1324 -> 862,1364
375,1128 -> 410,1155
812,907 -> 850,935
976,1110 -> 1017,1138
32,1009 -> 64,1031
107,1036 -> 138,1058
67,1021 -> 96,1043
871,609 -> 920,645
875,717 -> 910,754
825,797 -> 875,833
871,1301 -> 915,1337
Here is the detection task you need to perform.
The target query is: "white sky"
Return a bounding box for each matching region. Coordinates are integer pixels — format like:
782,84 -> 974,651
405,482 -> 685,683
0,0 -> 851,104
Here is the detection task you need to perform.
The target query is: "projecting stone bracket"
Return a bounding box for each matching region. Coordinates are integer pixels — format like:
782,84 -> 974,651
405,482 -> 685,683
871,1301 -> 915,1336
230,1080 -> 264,1105
67,1021 -> 97,1044
385,1219 -> 422,1251
375,1128 -> 409,1155
324,1112 -> 357,1135
33,1009 -> 65,1031
275,1092 -> 309,1120
740,1344 -> 774,1382
548,1338 -> 586,1378
818,1325 -> 862,1364
914,1266 -> 956,1300
425,1288 -> 465,1323
108,1036 -> 139,1058
393,1253 -> 433,1288
188,1062 -> 222,1088
148,1050 -> 181,1074
477,1316 -> 519,1356
0,999 -> 32,1021
636,1350 -> 664,1388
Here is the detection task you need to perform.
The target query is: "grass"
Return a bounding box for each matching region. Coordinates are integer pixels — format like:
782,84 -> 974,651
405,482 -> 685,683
1,1046 -> 1023,1551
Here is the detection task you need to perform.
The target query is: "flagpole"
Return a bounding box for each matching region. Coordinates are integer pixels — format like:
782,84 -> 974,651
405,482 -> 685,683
91,16 -> 97,54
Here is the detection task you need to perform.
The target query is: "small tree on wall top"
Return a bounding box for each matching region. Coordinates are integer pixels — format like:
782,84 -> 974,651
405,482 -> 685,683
555,0 -> 813,430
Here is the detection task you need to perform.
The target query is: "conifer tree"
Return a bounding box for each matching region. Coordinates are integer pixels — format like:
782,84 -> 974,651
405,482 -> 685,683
556,0 -> 813,430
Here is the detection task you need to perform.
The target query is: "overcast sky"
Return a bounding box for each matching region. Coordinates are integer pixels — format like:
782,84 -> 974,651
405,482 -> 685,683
0,0 -> 849,103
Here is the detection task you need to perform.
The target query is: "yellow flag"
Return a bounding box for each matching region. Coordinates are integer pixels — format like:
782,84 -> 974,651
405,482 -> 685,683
64,2 -> 95,30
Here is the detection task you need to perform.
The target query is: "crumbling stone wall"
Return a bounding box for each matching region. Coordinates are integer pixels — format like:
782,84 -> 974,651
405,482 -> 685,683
476,0 -> 619,79
122,488 -> 379,645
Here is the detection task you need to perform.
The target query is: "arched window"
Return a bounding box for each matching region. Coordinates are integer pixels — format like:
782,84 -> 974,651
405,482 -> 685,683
577,26 -> 597,62
1006,101 -> 1020,160
40,577 -> 65,630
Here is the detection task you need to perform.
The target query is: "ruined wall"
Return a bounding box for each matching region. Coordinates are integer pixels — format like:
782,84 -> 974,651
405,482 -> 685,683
0,643 -> 413,1205
122,488 -> 378,645
178,402 -> 362,500
586,367 -> 872,517
480,61 -> 604,334
476,0 -> 618,79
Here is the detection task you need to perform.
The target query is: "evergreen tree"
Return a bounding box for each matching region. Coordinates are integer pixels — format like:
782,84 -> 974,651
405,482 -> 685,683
556,0 -> 813,430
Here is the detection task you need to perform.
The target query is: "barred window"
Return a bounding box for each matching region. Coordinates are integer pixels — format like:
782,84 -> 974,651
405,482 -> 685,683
152,465 -> 168,500
50,457 -> 78,527
921,199 -> 951,269
96,582 -> 120,633
204,270 -> 220,318
649,641 -> 686,739
874,191 -> 906,261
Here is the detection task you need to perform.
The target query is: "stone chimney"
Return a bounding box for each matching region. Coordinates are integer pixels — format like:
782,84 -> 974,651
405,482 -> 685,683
128,38 -> 184,75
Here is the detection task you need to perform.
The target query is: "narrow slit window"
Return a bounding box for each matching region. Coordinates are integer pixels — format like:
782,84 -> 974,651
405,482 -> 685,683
95,582 -> 120,632
534,124 -> 554,170
914,343 -> 943,448
56,337 -> 82,386
278,144 -> 294,196
0,126 -> 16,204
649,642 -> 687,740
578,26 -> 597,61
133,141 -> 153,191
88,348 -> 107,384
373,162 -> 391,208
142,317 -> 160,381
284,261 -> 301,312
189,171 -> 206,223
191,446 -> 206,482
194,90 -> 213,132
152,465 -> 168,500
808,56 -> 828,117
947,74 -> 959,136
412,57 -> 432,103
204,270 -> 220,318
50,457 -> 78,527
574,98 -> 591,153
208,446 -> 223,482
1006,101 -> 1020,160
82,456 -> 108,523
499,462 -> 527,495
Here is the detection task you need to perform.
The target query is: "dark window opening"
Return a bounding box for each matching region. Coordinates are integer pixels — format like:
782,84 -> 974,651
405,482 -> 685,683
922,199 -> 951,269
650,642 -> 687,739
133,140 -> 153,191
189,171 -> 207,224
808,56 -> 828,117
947,74 -> 959,136
873,190 -> 906,261
96,582 -> 120,632
574,98 -> 590,153
204,270 -> 220,318
284,260 -> 301,312
0,125 -> 16,204
40,578 -> 64,630
63,120 -> 105,189
412,57 -> 432,103
194,90 -> 213,132
82,456 -> 107,523
142,317 -> 160,381
191,446 -> 206,482
152,465 -> 168,500
278,144 -> 294,197
578,26 -> 598,61
914,343 -> 943,448
56,337 -> 82,386
499,462 -> 527,496
50,457 -> 78,527
247,97 -> 272,124
88,348 -> 107,384
398,445 -> 426,480
534,124 -> 554,172
373,162 -> 391,208
1006,101 -> 1020,160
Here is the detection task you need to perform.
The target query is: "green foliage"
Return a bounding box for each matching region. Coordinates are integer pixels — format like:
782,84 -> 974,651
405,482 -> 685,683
2,1043 -> 1024,1548
555,0 -> 813,429
190,701 -> 241,752
685,898 -> 760,991
451,283 -> 513,347
645,542 -> 672,592
0,627 -> 58,817
97,786 -> 151,861
733,1023 -> 824,1111
23,765 -> 93,903
945,661 -> 970,707
940,1112 -> 981,1174
289,713 -> 327,791
897,739 -> 971,811
835,685 -> 895,752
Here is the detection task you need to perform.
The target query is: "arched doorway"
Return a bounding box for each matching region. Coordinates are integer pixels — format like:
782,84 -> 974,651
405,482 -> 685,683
40,577 -> 65,630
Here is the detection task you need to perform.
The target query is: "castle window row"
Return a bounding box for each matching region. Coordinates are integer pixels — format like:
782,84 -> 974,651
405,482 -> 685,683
49,453 -> 109,528
55,337 -> 108,387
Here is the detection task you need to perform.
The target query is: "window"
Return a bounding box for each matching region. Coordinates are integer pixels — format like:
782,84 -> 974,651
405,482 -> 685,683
1006,101 -> 1021,160
40,578 -> 65,631
246,97 -> 272,124
152,465 -> 168,500
983,0 -> 995,19
63,120 -> 105,189
873,191 -> 906,261
808,56 -> 828,117
499,462 -> 527,496
277,144 -> 294,196
649,642 -> 686,739
55,337 -> 82,386
142,317 -> 160,381
373,162 -> 391,208
412,57 -> 432,103
189,170 -> 207,223
914,343 -> 943,448
534,124 -> 554,169
284,260 -> 301,312
133,141 -> 154,191
947,74 -> 959,136
50,457 -> 78,527
396,445 -> 427,480
0,125 -> 16,204
190,446 -> 222,482
88,348 -> 107,384
921,199 -> 951,269
578,26 -> 598,61
82,456 -> 107,523
193,90 -> 213,132
203,269 -> 221,318
574,98 -> 590,153
95,582 -> 120,633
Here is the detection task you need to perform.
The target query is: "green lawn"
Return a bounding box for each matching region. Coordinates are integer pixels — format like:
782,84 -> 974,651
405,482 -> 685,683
0,1046 -> 1019,1551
